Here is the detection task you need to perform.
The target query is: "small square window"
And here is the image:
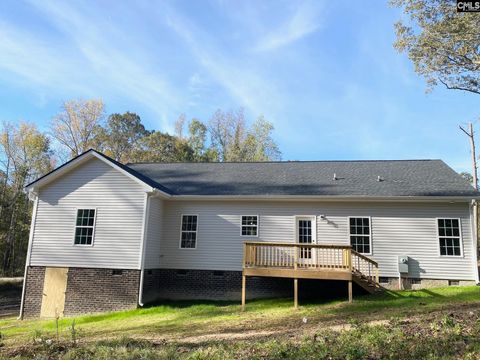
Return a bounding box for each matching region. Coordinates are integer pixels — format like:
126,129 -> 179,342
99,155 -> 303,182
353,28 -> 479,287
241,216 -> 258,236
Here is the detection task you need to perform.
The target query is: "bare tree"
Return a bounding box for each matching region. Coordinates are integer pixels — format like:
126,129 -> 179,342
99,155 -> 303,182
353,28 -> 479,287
50,99 -> 105,158
459,123 -> 478,190
174,114 -> 187,140
209,108 -> 245,161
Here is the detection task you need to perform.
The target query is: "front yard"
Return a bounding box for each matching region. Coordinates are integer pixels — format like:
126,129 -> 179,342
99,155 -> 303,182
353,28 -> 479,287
1,286 -> 480,359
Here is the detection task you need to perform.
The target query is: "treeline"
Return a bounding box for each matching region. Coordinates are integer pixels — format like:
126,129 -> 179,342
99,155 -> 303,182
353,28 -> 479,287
0,99 -> 281,276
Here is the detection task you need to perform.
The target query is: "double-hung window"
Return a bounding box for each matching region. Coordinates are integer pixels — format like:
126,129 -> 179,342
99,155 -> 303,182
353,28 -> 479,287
74,209 -> 96,245
241,215 -> 258,236
349,217 -> 371,254
180,215 -> 198,249
437,218 -> 462,256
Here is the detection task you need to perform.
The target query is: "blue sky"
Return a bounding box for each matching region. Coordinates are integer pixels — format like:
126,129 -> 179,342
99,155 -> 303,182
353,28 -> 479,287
0,0 -> 477,171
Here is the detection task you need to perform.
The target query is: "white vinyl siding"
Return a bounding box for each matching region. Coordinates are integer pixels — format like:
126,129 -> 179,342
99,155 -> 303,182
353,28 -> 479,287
30,157 -> 146,269
144,196 -> 164,269
156,200 -> 475,280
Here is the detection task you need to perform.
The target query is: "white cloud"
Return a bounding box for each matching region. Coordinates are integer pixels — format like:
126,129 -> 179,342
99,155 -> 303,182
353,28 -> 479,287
254,1 -> 324,52
0,21 -> 91,94
0,1 -> 182,129
163,7 -> 284,119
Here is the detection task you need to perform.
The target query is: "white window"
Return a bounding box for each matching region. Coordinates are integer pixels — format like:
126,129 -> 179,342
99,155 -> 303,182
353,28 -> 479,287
349,217 -> 371,254
74,209 -> 96,245
437,218 -> 462,256
241,215 -> 258,236
180,215 -> 198,249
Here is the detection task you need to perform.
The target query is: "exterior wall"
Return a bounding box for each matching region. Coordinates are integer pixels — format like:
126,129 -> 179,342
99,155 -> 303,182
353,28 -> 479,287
22,266 -> 45,318
30,157 -> 146,269
144,197 -> 164,269
64,268 -> 140,315
158,200 -> 476,281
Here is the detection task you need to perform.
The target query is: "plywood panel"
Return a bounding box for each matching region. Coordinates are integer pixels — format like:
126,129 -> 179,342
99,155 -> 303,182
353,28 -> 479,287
40,267 -> 69,318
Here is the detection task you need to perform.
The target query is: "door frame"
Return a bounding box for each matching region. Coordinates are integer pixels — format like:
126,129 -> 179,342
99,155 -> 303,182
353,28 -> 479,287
294,215 -> 317,265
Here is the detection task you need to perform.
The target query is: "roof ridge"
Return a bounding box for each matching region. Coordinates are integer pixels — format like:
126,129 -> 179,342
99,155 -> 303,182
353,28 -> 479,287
127,159 -> 442,165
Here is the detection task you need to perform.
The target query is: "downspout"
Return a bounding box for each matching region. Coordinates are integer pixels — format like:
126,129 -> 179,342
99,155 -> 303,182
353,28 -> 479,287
18,191 -> 39,320
471,199 -> 479,284
138,190 -> 152,307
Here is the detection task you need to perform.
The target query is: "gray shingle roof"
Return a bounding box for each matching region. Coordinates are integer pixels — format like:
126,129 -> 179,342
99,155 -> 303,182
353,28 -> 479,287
127,160 -> 479,197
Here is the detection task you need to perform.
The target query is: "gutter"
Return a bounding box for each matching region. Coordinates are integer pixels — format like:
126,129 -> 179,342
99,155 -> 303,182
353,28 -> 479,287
171,194 -> 480,203
18,191 -> 39,320
470,199 -> 479,284
137,191 -> 152,307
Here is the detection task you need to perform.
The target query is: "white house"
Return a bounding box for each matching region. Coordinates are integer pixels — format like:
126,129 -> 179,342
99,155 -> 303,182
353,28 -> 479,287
20,149 -> 479,318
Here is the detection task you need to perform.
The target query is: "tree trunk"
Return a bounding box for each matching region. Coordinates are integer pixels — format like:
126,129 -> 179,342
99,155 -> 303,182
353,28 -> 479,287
2,202 -> 17,275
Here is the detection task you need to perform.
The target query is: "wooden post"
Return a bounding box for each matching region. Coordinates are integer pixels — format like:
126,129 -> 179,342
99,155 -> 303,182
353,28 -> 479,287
241,274 -> 246,311
348,280 -> 352,303
348,248 -> 352,272
294,245 -> 298,270
294,278 -> 298,309
243,243 -> 247,267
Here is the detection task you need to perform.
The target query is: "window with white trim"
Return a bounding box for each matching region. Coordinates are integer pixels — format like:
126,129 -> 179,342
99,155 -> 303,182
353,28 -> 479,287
349,217 -> 371,254
180,215 -> 197,248
241,215 -> 258,236
438,219 -> 461,256
74,209 -> 96,245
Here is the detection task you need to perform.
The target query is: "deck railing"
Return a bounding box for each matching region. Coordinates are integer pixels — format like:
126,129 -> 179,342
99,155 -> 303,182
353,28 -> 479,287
243,242 -> 353,271
351,251 -> 379,285
243,241 -> 379,285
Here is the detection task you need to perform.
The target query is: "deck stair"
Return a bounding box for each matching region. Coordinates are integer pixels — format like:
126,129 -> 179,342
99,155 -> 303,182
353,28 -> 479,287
352,271 -> 383,294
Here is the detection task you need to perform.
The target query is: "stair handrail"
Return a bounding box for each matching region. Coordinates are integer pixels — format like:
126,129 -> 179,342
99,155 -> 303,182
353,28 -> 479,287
351,250 -> 379,287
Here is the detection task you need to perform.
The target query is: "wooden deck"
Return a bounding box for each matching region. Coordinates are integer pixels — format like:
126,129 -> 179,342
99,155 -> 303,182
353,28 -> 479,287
241,242 -> 380,309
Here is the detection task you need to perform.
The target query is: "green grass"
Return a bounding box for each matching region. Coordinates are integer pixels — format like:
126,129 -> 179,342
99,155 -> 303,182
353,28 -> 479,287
1,286 -> 480,359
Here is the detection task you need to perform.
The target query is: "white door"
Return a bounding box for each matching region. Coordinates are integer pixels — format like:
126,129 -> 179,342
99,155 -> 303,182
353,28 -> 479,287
296,216 -> 317,266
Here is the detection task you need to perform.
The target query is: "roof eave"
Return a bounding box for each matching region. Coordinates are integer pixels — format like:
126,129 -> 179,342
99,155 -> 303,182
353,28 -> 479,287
170,194 -> 480,202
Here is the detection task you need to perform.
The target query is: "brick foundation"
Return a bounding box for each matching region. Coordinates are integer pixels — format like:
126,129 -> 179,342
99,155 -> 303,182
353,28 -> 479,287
142,269 -> 355,303
22,266 -> 140,317
23,266 -> 477,317
379,277 -> 476,290
143,269 -> 293,302
22,266 -> 45,318
64,268 -> 140,316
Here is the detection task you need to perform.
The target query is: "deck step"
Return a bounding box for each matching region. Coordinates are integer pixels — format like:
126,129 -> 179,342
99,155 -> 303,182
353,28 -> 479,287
352,272 -> 384,294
